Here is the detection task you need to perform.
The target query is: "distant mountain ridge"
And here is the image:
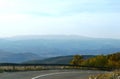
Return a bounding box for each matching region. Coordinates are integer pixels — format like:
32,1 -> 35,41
7,35 -> 91,40
0,35 -> 120,63
0,50 -> 42,63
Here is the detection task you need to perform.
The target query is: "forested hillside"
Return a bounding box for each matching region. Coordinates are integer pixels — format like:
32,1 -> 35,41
23,55 -> 95,64
71,52 -> 120,69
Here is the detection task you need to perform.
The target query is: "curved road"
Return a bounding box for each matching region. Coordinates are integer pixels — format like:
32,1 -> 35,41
32,71 -> 95,79
0,70 -> 107,79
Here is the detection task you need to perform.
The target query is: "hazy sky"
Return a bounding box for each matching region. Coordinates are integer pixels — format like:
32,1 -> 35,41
0,0 -> 120,38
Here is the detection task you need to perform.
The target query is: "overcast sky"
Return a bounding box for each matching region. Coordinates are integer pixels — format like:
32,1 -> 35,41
0,0 -> 120,38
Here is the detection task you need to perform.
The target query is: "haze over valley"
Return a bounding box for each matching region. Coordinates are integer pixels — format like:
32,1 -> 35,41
0,35 -> 120,63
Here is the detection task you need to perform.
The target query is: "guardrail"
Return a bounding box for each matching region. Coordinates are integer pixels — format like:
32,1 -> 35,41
0,63 -> 113,71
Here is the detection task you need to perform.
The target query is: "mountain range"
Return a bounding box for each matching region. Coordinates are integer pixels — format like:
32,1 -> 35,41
0,35 -> 120,63
0,50 -> 41,63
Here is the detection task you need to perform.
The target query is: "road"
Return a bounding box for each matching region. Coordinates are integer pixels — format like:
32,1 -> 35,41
0,70 -> 107,79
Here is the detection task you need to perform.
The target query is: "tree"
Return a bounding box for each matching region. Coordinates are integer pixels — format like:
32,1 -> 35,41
107,52 -> 120,68
70,55 -> 83,65
82,55 -> 108,67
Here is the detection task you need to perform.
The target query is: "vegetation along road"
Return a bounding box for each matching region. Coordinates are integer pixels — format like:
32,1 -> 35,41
0,70 -> 107,79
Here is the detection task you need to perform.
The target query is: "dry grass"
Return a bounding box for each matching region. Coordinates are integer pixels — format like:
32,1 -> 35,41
0,66 -> 45,71
89,71 -> 120,79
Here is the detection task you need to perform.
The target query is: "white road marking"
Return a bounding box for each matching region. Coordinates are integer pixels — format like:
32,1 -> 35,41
31,72 -> 79,79
31,71 -> 106,79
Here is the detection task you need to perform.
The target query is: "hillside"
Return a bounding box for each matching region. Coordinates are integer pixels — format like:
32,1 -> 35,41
23,55 -> 95,64
0,50 -> 42,63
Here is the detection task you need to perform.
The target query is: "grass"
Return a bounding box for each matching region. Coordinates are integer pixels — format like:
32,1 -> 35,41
89,71 -> 120,79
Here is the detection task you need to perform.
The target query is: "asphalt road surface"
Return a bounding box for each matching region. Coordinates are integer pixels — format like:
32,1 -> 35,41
0,70 -> 107,79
